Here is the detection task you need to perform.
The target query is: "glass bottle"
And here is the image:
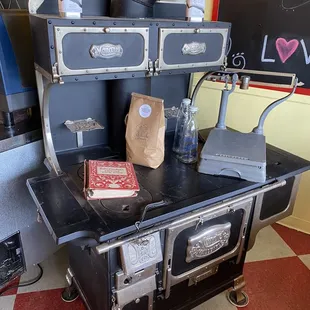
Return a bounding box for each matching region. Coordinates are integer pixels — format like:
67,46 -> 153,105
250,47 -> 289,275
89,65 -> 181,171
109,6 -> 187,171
177,106 -> 199,164
172,98 -> 191,153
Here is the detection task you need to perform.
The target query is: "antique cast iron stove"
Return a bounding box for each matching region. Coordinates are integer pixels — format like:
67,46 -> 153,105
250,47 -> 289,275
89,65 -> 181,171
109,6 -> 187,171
26,1 -> 310,309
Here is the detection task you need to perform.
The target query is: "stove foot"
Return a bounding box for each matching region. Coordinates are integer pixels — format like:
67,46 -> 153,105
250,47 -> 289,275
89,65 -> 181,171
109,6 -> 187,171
61,267 -> 79,303
61,285 -> 79,303
226,274 -> 249,307
227,290 -> 249,307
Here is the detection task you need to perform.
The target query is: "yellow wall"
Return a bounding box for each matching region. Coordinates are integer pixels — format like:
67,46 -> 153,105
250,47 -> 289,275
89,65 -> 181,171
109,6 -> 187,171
196,0 -> 310,233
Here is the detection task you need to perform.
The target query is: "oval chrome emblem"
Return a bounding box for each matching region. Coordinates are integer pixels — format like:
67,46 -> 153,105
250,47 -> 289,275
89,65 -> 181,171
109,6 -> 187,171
90,43 -> 124,59
182,42 -> 206,56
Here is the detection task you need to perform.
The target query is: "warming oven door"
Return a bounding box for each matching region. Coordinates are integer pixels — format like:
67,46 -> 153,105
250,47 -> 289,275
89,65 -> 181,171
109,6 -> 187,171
53,26 -> 150,76
157,27 -> 229,72
163,197 -> 253,298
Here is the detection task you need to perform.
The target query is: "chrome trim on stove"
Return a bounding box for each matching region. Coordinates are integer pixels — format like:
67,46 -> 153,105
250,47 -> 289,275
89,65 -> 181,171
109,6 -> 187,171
163,198 -> 253,299
158,28 -> 228,71
95,180 -> 286,255
186,223 -> 231,263
120,232 -> 163,275
35,70 -> 62,175
248,175 -> 301,250
54,27 -> 149,76
182,42 -> 206,56
115,276 -> 155,309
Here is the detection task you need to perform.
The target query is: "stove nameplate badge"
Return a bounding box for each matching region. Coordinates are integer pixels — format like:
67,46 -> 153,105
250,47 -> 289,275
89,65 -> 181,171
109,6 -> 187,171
186,223 -> 231,263
120,232 -> 163,275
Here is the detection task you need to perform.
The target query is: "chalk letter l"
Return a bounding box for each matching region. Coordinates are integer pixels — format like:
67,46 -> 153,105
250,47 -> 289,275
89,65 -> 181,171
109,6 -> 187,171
261,35 -> 275,63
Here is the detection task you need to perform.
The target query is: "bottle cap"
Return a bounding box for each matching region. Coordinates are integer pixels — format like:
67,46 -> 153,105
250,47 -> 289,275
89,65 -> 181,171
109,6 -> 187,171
182,98 -> 191,105
189,106 -> 199,112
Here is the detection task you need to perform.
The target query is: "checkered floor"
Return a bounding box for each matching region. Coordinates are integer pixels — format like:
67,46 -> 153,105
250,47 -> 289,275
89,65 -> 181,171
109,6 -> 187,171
1,223 -> 310,310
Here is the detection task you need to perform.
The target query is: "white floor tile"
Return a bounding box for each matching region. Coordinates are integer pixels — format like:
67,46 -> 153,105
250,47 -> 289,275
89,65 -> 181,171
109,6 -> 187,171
299,254 -> 310,270
192,292 -> 237,310
18,246 -> 68,293
0,295 -> 16,310
246,226 -> 295,262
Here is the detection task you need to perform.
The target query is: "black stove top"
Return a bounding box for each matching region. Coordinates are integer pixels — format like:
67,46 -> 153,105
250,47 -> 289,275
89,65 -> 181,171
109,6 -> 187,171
27,132 -> 310,245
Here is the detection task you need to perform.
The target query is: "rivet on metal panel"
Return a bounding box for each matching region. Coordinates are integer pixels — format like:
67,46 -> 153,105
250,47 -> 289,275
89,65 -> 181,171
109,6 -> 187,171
57,28 -> 60,31
104,27 -> 110,33
146,29 -> 148,32
84,28 -> 87,32
59,50 -> 62,54
132,22 -> 135,25
48,20 -> 52,24
71,21 -> 75,25
195,29 -> 201,33
93,21 -> 96,25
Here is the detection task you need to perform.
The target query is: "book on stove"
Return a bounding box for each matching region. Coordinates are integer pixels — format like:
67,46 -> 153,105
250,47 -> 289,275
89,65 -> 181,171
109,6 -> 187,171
84,160 -> 140,200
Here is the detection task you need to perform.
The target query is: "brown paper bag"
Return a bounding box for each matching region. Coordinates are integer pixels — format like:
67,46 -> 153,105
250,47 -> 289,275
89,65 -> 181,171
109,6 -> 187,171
126,93 -> 165,169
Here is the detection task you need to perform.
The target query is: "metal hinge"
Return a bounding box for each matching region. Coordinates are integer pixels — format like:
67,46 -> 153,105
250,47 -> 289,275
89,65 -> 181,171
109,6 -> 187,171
52,63 -> 64,84
154,59 -> 160,76
146,58 -> 154,77
221,56 -> 228,71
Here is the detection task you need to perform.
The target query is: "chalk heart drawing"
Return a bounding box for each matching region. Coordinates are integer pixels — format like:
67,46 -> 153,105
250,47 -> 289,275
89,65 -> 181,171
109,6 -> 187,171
276,38 -> 299,63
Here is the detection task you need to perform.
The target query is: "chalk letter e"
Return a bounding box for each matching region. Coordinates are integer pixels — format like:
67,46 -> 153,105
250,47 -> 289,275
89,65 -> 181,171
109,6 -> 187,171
261,35 -> 275,63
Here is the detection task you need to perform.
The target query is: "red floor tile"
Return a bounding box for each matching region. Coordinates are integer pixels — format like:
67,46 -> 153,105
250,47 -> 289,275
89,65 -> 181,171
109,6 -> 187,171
272,223 -> 310,255
240,256 -> 310,310
14,288 -> 86,310
0,276 -> 20,296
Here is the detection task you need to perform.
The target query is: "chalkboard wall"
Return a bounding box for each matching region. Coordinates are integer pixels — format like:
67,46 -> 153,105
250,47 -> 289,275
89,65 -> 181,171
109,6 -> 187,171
216,0 -> 310,93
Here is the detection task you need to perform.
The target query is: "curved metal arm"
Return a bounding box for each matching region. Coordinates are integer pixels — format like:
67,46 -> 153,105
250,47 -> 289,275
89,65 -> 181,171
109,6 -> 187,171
253,78 -> 299,135
191,71 -> 216,106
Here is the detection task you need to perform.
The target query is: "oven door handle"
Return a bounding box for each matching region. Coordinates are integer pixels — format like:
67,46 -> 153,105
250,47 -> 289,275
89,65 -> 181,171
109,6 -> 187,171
96,180 -> 286,255
135,200 -> 167,231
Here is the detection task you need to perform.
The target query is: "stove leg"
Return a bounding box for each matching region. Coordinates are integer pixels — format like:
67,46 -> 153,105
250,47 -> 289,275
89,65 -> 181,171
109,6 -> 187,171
226,275 -> 249,307
61,267 -> 79,303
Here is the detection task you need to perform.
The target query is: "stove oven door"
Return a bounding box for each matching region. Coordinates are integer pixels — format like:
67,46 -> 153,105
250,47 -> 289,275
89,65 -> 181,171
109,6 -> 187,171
53,26 -> 149,77
157,26 -> 229,73
248,175 -> 301,250
163,197 -> 253,298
